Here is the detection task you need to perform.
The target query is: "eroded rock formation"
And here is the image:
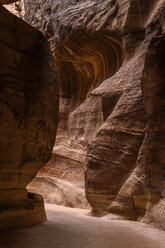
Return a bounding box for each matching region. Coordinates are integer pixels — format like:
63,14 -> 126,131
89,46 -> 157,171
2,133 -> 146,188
0,4 -> 58,229
24,0 -> 165,229
24,0 -> 125,209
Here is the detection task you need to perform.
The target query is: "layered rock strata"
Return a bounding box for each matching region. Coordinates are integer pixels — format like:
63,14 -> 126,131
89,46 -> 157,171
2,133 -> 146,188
24,0 -> 165,229
24,0 -> 124,208
0,5 -> 58,229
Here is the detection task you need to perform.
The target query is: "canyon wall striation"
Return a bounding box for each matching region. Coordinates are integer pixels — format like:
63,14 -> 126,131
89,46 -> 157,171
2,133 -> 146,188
24,0 -> 165,229
0,4 -> 59,229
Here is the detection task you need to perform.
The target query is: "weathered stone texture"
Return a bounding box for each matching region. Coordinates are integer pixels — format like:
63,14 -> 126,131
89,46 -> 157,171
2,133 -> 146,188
23,0 -> 125,209
27,153 -> 89,209
0,5 -> 58,229
24,0 -> 165,229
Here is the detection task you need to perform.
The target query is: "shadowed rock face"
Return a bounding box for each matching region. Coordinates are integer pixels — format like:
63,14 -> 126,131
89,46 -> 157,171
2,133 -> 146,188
0,5 -> 59,229
24,0 -> 165,228
56,30 -> 123,108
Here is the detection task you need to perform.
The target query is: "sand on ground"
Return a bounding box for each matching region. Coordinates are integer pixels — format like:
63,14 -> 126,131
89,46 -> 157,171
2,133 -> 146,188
0,204 -> 165,248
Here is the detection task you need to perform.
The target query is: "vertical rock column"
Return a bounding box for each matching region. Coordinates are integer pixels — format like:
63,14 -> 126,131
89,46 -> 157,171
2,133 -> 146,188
140,35 -> 165,228
0,5 -> 59,229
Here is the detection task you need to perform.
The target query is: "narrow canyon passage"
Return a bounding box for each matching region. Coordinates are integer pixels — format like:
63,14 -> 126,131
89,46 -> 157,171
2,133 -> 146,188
1,204 -> 165,248
1,1 -> 165,247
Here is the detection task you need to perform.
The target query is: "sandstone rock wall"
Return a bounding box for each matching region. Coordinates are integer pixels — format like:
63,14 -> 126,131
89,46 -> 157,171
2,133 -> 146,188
24,0 -> 165,229
0,5 -> 58,229
24,0 -> 125,209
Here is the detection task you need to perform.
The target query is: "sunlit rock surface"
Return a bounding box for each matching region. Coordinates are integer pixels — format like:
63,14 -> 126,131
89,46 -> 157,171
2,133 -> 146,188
3,1 -> 25,18
0,5 -> 58,229
24,0 -> 165,229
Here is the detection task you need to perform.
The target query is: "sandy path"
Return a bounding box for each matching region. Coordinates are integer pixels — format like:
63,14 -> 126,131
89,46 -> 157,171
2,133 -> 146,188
0,204 -> 165,248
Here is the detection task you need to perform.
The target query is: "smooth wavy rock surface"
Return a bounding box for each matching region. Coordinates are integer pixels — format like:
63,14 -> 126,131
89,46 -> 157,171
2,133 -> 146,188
0,5 -> 59,229
24,0 -> 165,229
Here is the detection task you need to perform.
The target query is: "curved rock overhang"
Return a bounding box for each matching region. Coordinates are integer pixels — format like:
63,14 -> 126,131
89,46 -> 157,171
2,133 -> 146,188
55,29 -> 124,109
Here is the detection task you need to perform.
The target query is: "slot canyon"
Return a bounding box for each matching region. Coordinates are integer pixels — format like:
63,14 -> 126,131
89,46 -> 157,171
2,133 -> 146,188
0,0 -> 165,247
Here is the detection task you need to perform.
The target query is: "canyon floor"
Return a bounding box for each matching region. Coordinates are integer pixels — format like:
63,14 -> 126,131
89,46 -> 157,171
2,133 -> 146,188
0,204 -> 165,248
